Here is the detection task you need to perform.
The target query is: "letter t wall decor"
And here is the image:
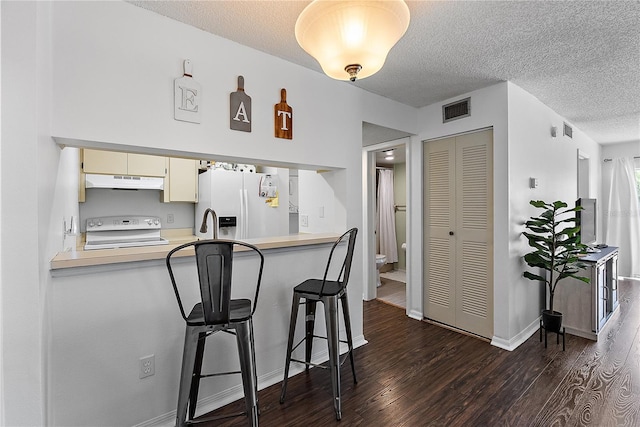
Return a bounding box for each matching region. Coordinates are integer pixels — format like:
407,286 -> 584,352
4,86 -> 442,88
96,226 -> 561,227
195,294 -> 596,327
274,89 -> 293,140
230,76 -> 252,132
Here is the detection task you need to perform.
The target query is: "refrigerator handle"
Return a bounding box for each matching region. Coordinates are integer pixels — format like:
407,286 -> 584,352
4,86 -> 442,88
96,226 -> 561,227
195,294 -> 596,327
238,189 -> 244,239
243,188 -> 249,239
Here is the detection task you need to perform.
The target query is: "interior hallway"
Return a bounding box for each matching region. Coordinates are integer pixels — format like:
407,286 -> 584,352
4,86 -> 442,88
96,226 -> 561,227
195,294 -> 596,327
200,279 -> 640,426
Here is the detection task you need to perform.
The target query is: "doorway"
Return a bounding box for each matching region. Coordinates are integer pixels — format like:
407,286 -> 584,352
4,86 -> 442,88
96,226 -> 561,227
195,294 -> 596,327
577,150 -> 590,199
375,146 -> 407,309
361,121 -> 412,310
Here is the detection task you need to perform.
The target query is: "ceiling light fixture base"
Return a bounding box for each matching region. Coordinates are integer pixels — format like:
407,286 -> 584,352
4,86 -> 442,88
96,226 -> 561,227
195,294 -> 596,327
345,64 -> 363,82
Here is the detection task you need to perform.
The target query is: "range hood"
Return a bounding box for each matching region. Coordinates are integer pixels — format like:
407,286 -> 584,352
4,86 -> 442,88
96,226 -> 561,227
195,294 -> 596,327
85,174 -> 164,190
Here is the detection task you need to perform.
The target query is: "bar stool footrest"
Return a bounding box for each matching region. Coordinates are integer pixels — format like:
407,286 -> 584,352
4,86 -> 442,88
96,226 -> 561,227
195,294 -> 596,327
185,410 -> 247,425
289,358 -> 329,369
289,349 -> 353,369
198,370 -> 242,378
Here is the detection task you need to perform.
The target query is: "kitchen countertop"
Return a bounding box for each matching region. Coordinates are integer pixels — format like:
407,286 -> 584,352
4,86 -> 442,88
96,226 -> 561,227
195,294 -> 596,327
50,230 -> 341,270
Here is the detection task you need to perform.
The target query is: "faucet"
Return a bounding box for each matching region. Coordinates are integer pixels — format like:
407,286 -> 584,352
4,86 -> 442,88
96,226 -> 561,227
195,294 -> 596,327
199,208 -> 218,239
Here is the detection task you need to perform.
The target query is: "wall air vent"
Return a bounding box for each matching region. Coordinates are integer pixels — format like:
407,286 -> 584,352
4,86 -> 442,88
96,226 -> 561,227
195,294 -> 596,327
563,122 -> 573,139
442,98 -> 471,123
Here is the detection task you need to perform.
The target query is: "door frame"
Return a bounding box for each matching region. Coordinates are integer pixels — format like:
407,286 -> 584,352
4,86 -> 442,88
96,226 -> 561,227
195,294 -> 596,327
422,127 -> 494,338
362,139 -> 410,306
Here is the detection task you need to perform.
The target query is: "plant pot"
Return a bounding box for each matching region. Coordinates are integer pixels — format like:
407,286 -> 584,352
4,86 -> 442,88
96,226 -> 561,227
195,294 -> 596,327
542,310 -> 563,333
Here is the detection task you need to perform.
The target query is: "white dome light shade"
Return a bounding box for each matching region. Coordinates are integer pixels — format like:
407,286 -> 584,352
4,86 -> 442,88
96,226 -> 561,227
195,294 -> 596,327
295,0 -> 410,81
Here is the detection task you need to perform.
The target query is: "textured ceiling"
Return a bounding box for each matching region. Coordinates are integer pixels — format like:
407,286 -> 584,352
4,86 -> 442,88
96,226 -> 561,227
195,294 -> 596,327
128,0 -> 640,145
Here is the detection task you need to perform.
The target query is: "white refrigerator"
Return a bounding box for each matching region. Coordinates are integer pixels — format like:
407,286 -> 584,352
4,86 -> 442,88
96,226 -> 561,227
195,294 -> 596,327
196,169 -> 289,240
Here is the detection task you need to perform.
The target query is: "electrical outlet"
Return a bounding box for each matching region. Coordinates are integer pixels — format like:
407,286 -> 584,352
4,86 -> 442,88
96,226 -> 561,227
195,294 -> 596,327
167,214 -> 174,224
301,215 -> 309,227
139,355 -> 155,379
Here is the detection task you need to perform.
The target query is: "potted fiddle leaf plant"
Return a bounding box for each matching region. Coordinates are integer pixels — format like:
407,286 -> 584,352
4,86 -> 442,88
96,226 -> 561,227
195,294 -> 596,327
523,200 -> 590,333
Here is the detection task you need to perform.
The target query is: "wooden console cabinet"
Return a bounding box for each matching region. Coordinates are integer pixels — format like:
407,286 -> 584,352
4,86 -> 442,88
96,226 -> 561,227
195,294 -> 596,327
554,246 -> 619,340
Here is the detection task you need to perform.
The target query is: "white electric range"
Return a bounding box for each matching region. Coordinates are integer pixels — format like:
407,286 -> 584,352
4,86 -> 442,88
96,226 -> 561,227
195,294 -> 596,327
84,215 -> 169,250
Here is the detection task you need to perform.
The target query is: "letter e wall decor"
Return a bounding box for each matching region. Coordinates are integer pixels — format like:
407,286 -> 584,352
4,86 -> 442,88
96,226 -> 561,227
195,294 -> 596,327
174,59 -> 202,124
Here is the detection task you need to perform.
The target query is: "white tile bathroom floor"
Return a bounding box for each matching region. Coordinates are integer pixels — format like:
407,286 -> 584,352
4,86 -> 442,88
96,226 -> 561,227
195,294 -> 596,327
377,270 -> 406,309
380,270 -> 406,283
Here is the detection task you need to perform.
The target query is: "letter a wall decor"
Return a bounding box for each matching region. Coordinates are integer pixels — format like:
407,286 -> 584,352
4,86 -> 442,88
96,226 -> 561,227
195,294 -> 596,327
274,88 -> 293,139
230,76 -> 252,132
174,59 -> 201,124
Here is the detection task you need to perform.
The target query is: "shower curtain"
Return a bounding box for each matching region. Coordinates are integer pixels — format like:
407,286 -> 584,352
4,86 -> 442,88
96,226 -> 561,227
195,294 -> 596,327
605,157 -> 640,278
377,169 -> 398,263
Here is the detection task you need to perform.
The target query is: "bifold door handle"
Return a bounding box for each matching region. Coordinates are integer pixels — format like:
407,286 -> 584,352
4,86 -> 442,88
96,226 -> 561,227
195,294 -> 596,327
449,231 -> 454,236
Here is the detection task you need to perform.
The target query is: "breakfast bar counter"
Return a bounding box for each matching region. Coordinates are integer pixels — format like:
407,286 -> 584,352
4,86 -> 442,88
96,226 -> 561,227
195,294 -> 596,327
47,229 -> 364,426
50,231 -> 341,270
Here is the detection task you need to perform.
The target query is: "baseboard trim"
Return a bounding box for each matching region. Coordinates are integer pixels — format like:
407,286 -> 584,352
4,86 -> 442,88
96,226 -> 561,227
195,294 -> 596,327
135,335 -> 368,427
408,309 -> 423,321
562,326 -> 596,341
491,316 -> 540,351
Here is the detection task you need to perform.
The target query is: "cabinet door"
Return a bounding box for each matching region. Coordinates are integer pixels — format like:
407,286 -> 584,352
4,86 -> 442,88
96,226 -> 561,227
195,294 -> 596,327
127,154 -> 167,177
596,263 -> 607,330
608,254 -> 618,311
167,158 -> 198,202
82,149 -> 127,175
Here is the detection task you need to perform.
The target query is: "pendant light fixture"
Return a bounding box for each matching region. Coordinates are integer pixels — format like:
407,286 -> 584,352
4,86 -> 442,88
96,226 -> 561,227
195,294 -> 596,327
295,0 -> 410,82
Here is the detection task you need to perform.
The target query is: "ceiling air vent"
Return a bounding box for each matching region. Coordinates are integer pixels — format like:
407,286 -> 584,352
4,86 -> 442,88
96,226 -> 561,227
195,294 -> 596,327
442,98 -> 471,123
563,122 -> 573,138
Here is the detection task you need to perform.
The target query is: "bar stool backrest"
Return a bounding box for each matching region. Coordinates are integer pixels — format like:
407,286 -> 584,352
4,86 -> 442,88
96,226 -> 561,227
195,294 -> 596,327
320,228 -> 358,296
166,239 -> 264,325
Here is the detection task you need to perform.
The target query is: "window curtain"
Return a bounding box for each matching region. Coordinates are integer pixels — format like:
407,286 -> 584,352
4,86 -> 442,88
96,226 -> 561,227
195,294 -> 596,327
605,157 -> 640,278
377,169 -> 398,263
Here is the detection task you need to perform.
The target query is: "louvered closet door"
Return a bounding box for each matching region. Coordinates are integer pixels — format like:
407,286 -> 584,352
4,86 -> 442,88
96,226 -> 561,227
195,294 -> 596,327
423,137 -> 456,326
454,130 -> 493,338
423,129 -> 493,339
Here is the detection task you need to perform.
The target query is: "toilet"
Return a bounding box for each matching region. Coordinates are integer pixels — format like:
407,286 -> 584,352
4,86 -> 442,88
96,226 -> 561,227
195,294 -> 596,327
375,254 -> 387,287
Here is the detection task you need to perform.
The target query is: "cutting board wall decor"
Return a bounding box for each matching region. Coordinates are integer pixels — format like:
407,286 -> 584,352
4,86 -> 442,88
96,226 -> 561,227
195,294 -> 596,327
274,88 -> 293,140
230,76 -> 252,132
174,59 -> 201,124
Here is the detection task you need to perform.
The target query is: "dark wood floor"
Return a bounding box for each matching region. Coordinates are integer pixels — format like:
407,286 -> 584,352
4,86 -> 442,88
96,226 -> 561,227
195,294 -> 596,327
201,279 -> 640,426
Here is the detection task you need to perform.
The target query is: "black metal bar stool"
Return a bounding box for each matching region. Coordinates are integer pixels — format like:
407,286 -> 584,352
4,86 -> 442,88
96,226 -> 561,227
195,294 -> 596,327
166,239 -> 264,427
280,228 -> 358,421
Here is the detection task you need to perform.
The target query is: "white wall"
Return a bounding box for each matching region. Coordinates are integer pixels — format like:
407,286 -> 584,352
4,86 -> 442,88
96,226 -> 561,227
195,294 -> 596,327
80,189 -> 195,231
506,82 -> 601,344
50,245 -> 346,426
51,2 -> 359,170
1,2 -> 52,425
0,2 -> 417,426
0,0 -> 3,418
411,82 -> 602,350
410,82 -> 509,335
297,169 -> 338,233
601,141 -> 640,160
